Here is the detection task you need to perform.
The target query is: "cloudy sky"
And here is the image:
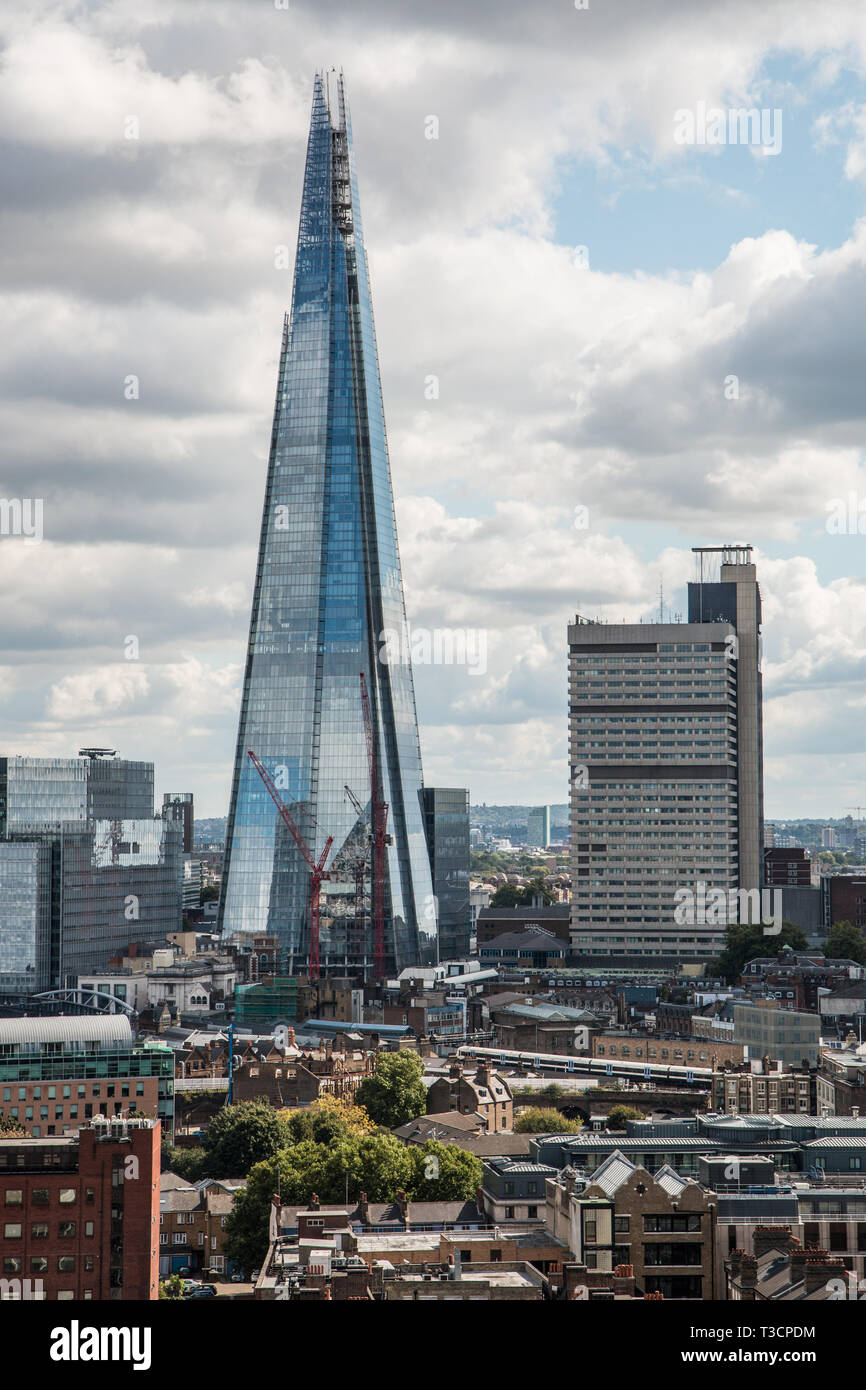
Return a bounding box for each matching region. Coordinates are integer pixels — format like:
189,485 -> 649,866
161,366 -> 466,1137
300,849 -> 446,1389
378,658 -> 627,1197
2,0 -> 866,817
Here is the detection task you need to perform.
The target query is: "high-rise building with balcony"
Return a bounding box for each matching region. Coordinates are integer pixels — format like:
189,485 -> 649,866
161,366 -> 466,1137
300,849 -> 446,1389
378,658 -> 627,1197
219,73 -> 437,976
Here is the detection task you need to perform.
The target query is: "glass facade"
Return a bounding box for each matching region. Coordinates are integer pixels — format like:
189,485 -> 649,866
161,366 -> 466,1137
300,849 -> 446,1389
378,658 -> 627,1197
0,756 -> 153,834
58,818 -> 183,980
219,73 -> 437,976
0,756 -> 182,995
0,842 -> 52,994
421,788 -> 471,961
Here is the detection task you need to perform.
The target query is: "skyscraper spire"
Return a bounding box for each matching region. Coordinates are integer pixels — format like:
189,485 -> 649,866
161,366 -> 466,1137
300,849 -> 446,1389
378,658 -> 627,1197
218,73 -> 438,977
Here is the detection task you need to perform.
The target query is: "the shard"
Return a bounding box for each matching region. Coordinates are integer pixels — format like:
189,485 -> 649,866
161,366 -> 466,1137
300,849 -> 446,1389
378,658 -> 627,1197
218,72 -> 438,977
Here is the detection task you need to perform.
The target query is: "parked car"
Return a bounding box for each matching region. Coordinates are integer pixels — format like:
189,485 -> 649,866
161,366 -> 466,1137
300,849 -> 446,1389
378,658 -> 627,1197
186,1285 -> 217,1300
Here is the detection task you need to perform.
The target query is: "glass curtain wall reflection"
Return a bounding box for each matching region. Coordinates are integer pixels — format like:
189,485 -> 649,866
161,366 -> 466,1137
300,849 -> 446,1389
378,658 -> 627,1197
219,72 -> 437,977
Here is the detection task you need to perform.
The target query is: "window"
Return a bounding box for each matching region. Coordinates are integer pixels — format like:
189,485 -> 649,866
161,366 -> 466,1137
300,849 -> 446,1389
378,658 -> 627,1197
84,1256 -> 94,1272
84,1222 -> 94,1238
58,1189 -> 76,1205
4,1191 -> 22,1207
3,1224 -> 21,1239
175,1234 -> 187,1245
459,1250 -> 472,1262
31,1189 -> 49,1206
85,1189 -> 95,1205
31,1224 -> 49,1240
58,1222 -> 76,1239
57,1256 -> 75,1273
614,1216 -> 630,1234
2,1257 -> 21,1274
504,1206 -> 515,1219
57,1291 -> 75,1301
30,1256 -> 48,1273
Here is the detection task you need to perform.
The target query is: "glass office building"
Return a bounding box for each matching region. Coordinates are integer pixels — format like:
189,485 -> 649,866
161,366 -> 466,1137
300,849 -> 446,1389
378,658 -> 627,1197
421,788 -> 471,961
0,841 -> 53,995
0,754 -> 182,996
219,73 -> 437,976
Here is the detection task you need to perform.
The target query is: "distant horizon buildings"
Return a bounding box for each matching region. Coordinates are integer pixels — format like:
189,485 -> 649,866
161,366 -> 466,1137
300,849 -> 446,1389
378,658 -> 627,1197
218,73 -> 437,977
569,545 -> 764,968
526,805 -> 551,849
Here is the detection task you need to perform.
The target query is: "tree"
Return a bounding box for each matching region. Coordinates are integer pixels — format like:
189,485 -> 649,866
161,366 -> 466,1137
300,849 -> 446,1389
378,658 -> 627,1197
606,1105 -> 645,1130
354,1052 -> 427,1129
537,1083 -> 565,1101
490,878 -> 553,908
407,1142 -> 482,1201
200,885 -> 220,903
159,1274 -> 187,1300
282,1093 -> 375,1145
0,1114 -> 25,1135
223,1133 -> 415,1274
522,876 -> 554,905
710,921 -> 808,984
489,883 -> 524,908
513,1108 -> 582,1134
825,920 -> 866,966
162,1145 -> 209,1182
201,1101 -> 291,1179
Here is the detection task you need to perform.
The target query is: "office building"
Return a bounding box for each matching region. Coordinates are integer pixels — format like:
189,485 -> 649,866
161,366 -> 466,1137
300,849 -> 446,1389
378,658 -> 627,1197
765,847 -> 811,887
0,1016 -> 175,1138
0,841 -> 53,996
526,805 -> 551,848
0,752 -> 183,995
219,72 -> 437,977
162,793 -> 194,853
0,1117 -> 160,1300
569,545 -> 763,966
733,1000 -> 821,1067
421,787 -> 470,960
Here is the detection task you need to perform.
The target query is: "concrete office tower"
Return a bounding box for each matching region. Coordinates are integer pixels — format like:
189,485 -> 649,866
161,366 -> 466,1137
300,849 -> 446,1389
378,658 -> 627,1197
526,805 -> 551,848
568,545 -> 764,968
219,74 -> 437,975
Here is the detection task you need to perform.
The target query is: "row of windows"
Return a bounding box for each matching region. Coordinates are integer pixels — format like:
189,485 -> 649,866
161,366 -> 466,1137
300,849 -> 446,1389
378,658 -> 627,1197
596,1045 -> 713,1060
4,1220 -> 95,1238
2,1083 -> 143,1101
3,1255 -> 92,1274
4,1188 -> 79,1206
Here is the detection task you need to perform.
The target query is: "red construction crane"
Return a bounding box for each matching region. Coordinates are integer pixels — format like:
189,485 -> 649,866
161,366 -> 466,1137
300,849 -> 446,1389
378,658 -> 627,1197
247,749 -> 333,982
359,671 -> 390,980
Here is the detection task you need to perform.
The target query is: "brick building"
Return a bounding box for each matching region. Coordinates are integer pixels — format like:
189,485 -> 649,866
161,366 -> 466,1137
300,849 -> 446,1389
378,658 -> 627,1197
0,1015 -> 174,1138
158,1174 -> 244,1278
425,1062 -> 513,1132
591,1033 -> 745,1067
711,1060 -> 818,1115
764,847 -> 812,887
545,1153 -> 718,1299
0,1116 -> 160,1301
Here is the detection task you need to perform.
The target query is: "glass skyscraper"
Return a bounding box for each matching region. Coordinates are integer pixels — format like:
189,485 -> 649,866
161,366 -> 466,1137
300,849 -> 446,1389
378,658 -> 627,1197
219,72 -> 437,977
